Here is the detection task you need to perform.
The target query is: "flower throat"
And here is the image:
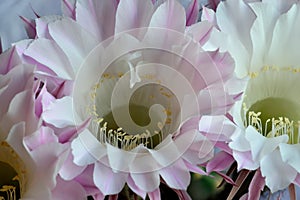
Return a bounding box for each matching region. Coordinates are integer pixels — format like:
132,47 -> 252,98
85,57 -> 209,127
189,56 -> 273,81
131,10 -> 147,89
243,97 -> 300,144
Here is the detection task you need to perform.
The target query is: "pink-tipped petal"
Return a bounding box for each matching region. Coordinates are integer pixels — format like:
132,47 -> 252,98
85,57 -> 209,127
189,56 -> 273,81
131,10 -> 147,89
24,38 -> 75,80
186,0 -> 199,26
206,151 -> 234,173
160,159 -> 191,190
131,171 -> 160,193
59,152 -> 86,180
76,0 -> 116,41
149,0 -> 186,32
52,176 -> 87,200
48,18 -> 98,72
61,0 -> 76,19
247,169 -> 265,200
127,175 -> 147,199
148,188 -> 161,200
93,162 -> 128,195
115,0 -> 153,33
0,46 -> 21,74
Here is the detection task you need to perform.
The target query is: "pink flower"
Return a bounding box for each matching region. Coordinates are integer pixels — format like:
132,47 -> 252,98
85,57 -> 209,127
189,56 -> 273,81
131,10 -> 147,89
0,47 -> 82,199
18,0 -> 238,199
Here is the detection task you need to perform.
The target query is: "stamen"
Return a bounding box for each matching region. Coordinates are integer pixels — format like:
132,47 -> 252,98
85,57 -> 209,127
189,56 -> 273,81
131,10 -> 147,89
246,110 -> 299,144
0,185 -> 17,200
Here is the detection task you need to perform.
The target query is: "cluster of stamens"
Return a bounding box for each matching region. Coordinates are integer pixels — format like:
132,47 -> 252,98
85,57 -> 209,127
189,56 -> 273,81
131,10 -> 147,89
91,118 -> 164,150
0,183 -> 17,200
0,141 -> 25,200
87,72 -> 173,150
243,103 -> 300,144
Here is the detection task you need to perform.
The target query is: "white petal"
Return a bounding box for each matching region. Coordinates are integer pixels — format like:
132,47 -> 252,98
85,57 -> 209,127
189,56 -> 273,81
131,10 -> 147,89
245,126 -> 288,162
71,130 -> 106,166
229,128 -> 251,152
216,0 -> 256,77
249,2 -> 280,71
199,115 -> 238,142
267,4 -> 300,67
260,149 -> 297,192
280,143 -> 300,173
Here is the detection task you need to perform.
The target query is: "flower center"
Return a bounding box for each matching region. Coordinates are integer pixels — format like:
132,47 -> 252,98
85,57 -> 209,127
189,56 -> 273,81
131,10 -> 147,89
242,66 -> 300,144
87,54 -> 181,150
0,142 -> 26,200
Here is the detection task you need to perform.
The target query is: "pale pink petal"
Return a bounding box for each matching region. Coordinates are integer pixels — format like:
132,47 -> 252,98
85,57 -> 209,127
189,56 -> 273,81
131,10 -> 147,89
179,130 -> 214,164
206,151 -> 234,173
149,135 -> 180,167
174,189 -> 192,200
93,162 -> 128,195
52,176 -> 87,200
19,16 -> 36,39
42,96 -> 75,128
76,0 -> 116,41
24,38 -> 75,80
48,18 -> 98,72
74,165 -> 101,196
148,188 -> 161,200
260,149 -> 298,192
280,143 -> 300,173
131,171 -> 160,192
0,64 -> 34,122
62,0 -> 76,19
186,0 -> 199,26
59,152 -> 86,180
294,174 -> 300,185
35,15 -> 62,39
159,159 -> 190,190
232,150 -> 259,171
115,0 -> 154,33
127,175 -> 147,199
247,169 -> 265,200
0,46 -> 21,74
24,126 -> 58,150
199,115 -> 237,142
201,6 -> 217,25
6,122 -> 35,170
149,0 -> 186,32
35,82 -> 55,117
183,160 -> 207,175
30,142 -> 69,189
1,89 -> 38,136
186,21 -> 213,45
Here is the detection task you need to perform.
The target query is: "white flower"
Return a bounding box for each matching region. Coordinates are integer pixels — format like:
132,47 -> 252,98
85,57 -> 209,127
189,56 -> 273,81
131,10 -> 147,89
200,0 -> 300,193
